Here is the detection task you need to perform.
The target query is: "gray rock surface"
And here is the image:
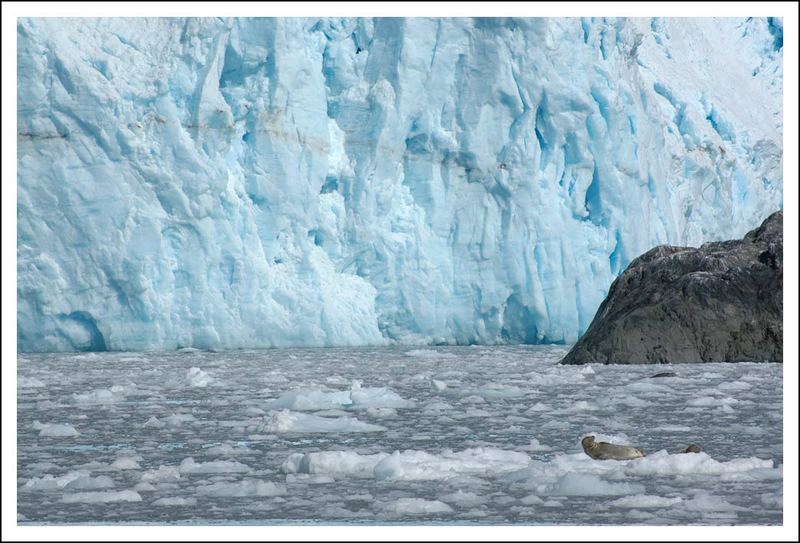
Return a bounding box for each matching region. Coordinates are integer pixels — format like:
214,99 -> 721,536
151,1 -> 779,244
561,211 -> 782,364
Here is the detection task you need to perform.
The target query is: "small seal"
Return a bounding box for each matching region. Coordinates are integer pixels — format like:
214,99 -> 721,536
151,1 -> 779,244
681,444 -> 702,453
581,435 -> 645,460
650,371 -> 677,378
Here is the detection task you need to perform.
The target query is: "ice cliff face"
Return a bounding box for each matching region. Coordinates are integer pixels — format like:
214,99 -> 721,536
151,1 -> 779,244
17,17 -> 783,351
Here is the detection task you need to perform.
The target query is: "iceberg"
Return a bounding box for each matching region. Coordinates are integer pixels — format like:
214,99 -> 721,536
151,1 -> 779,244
266,382 -> 414,410
260,409 -> 387,433
61,490 -> 142,504
16,17 -> 782,351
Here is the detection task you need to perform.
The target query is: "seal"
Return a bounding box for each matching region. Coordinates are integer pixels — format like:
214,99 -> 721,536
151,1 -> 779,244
650,371 -> 677,378
681,444 -> 702,453
581,435 -> 645,460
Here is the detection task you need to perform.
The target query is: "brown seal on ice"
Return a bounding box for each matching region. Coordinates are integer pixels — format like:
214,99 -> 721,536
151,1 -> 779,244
681,444 -> 702,453
581,435 -> 645,460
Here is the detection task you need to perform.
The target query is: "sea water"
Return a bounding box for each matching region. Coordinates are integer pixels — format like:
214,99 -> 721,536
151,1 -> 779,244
17,345 -> 782,525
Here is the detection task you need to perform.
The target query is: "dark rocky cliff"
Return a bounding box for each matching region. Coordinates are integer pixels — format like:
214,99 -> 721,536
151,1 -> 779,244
561,211 -> 782,365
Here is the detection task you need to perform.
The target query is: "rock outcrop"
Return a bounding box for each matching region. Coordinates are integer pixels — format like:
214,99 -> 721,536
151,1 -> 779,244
561,211 -> 782,364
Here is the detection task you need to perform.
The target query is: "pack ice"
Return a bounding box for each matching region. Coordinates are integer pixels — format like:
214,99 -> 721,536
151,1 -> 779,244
16,17 -> 782,351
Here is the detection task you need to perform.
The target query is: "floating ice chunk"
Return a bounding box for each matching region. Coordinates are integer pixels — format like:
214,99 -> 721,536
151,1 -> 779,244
70,353 -> 100,361
267,388 -> 354,410
492,495 -> 516,506
687,396 -> 738,407
111,384 -> 136,394
24,471 -> 114,491
204,443 -> 249,456
542,473 -> 645,496
18,377 -> 45,388
610,396 -> 651,408
728,424 -> 766,436
653,425 -> 693,432
261,410 -> 386,433
580,365 -> 595,375
143,416 -> 165,428
383,498 -> 454,515
27,461 -> 60,473
365,407 -> 397,418
310,409 -> 350,418
118,356 -> 146,363
464,408 -> 491,417
141,466 -> 181,482
261,372 -> 289,384
283,451 -> 390,478
422,400 -> 453,412
760,493 -> 782,508
76,461 -> 107,471
72,383 -> 137,404
72,389 -> 118,404
717,380 -> 752,392
33,421 -> 79,437
62,490 -> 141,503
682,492 -> 746,512
431,379 -> 447,392
373,448 -> 531,481
133,482 -> 156,492
541,420 -> 569,431
623,381 -> 674,394
518,438 -> 551,452
524,372 -> 572,387
439,490 -> 487,507
285,473 -> 336,484
325,375 -> 351,386
525,403 -> 551,413
179,457 -> 250,475
553,400 -> 597,413
350,382 -> 416,408
164,413 -> 195,427
405,349 -> 457,359
719,466 -> 783,482
185,367 -> 213,387
608,495 -> 683,508
281,454 -> 304,474
267,383 -> 414,411
520,494 -> 544,505
152,496 -> 197,506
109,457 -> 141,470
452,385 -> 525,401
626,510 -> 655,520
196,480 -> 287,497
623,451 -> 773,477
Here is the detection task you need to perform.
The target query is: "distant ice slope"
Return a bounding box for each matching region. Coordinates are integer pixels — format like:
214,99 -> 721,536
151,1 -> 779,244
17,17 -> 782,351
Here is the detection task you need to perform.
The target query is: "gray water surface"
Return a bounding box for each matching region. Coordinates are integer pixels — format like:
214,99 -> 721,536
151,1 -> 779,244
17,345 -> 782,525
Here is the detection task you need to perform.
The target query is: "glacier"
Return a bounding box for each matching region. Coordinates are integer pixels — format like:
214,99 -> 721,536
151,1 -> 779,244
16,17 -> 783,352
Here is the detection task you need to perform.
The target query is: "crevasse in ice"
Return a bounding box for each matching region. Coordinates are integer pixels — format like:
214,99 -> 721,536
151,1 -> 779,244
16,17 -> 783,351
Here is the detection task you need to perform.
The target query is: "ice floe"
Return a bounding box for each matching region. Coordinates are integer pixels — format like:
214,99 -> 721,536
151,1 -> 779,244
33,421 -> 79,438
62,490 -> 142,503
261,410 -> 386,433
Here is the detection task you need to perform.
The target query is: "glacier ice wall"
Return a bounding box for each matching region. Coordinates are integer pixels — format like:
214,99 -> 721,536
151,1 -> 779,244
17,17 -> 783,351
